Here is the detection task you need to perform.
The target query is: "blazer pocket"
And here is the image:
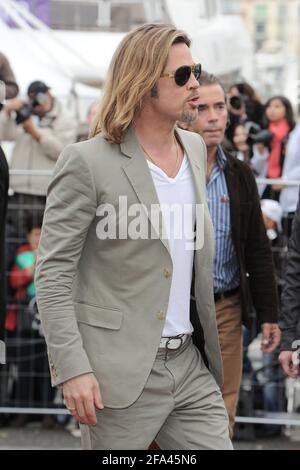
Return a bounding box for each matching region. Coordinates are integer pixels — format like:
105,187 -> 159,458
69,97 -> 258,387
74,301 -> 123,330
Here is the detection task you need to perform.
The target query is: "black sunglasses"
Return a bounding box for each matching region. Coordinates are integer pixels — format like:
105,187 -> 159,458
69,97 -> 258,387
161,63 -> 202,87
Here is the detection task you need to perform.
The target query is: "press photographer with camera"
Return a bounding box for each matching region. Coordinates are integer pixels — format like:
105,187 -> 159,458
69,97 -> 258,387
0,80 -> 77,235
229,83 -> 265,126
226,83 -> 265,146
226,86 -> 247,143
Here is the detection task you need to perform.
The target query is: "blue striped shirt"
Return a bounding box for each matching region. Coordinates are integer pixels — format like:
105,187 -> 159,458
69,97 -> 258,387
206,146 -> 240,293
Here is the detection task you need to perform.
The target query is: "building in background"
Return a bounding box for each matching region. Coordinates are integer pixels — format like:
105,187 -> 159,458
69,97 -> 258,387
238,0 -> 300,110
239,0 -> 299,55
220,0 -> 242,15
0,0 -> 253,92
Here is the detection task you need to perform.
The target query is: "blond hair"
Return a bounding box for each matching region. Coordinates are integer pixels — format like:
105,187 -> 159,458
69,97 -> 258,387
90,23 -> 190,144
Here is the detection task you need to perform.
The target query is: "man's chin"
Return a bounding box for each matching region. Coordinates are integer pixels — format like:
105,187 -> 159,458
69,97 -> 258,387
179,108 -> 198,126
206,138 -> 222,147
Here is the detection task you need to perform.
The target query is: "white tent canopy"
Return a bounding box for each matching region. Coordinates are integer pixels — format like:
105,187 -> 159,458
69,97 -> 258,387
0,0 -> 253,99
0,0 -> 125,98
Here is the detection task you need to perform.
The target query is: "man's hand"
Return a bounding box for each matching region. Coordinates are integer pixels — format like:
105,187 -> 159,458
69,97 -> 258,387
21,117 -> 41,141
279,350 -> 299,378
4,97 -> 26,114
261,323 -> 281,353
63,372 -> 104,426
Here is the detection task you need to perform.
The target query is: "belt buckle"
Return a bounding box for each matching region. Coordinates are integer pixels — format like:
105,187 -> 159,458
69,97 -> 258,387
166,335 -> 184,350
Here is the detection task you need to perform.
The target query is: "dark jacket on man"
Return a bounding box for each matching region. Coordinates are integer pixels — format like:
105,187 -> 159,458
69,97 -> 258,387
279,192 -> 300,350
191,149 -> 278,359
0,52 -> 19,100
222,150 -> 278,328
0,146 -> 8,345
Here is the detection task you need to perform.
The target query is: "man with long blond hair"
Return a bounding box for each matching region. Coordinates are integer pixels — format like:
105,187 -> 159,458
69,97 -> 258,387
35,23 -> 232,450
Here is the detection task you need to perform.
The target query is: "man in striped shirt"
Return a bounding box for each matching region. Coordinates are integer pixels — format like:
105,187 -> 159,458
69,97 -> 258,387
179,71 -> 281,437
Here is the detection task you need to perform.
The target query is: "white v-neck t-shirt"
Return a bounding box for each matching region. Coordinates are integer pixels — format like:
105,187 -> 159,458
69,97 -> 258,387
147,155 -> 196,337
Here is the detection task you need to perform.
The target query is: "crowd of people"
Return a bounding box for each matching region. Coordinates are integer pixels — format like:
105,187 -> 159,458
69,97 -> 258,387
0,22 -> 300,449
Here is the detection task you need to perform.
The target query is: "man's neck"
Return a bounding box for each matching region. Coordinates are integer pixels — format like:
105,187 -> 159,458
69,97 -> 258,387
134,107 -> 176,154
206,145 -> 218,179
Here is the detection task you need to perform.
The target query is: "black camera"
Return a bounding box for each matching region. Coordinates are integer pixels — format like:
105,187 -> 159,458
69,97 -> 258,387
15,89 -> 48,125
246,123 -> 273,146
230,95 -> 244,111
15,103 -> 34,125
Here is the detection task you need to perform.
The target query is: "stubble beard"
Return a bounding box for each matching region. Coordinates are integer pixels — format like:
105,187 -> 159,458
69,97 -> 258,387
179,108 -> 198,126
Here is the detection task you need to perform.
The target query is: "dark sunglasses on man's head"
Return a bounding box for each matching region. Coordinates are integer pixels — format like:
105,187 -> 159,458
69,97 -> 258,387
161,63 -> 202,87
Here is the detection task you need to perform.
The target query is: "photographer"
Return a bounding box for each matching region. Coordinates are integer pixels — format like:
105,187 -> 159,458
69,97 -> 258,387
226,83 -> 265,145
0,80 -> 77,235
230,83 -> 265,126
226,86 -> 247,144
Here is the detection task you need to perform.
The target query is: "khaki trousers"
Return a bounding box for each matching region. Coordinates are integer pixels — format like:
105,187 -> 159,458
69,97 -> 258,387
215,293 -> 243,438
80,337 -> 232,450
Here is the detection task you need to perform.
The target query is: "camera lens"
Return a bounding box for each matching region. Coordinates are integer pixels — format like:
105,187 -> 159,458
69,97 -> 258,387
230,96 -> 243,110
15,104 -> 33,125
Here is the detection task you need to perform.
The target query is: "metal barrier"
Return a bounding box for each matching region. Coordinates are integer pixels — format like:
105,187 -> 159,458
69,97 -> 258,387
1,171 -> 60,421
0,170 -> 300,433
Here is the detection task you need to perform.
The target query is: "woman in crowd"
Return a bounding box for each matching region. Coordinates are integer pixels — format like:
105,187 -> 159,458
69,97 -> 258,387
251,96 -> 298,211
231,123 -> 252,163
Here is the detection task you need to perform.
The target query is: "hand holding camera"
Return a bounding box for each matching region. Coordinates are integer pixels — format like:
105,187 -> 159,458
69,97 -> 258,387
5,81 -> 51,126
4,97 -> 26,114
4,97 -> 41,140
21,117 -> 41,141
244,122 -> 273,147
4,97 -> 38,126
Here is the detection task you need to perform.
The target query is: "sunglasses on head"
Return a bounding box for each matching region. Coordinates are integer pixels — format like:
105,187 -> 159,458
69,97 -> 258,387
161,63 -> 202,87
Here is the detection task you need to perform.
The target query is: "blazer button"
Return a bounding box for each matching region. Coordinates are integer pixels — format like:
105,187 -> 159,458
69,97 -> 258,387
157,310 -> 165,321
163,269 -> 171,279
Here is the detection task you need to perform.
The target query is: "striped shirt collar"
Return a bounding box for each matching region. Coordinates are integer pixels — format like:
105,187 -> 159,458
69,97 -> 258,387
207,145 -> 227,185
216,145 -> 227,170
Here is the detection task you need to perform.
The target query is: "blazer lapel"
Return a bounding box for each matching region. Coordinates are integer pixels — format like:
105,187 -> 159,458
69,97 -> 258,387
120,127 -> 171,255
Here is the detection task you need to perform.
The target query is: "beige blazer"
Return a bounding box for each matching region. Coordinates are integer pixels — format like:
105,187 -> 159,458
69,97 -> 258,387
35,127 -> 223,408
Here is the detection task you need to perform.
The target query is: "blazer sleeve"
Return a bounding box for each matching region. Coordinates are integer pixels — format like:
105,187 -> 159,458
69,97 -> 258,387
35,144 -> 97,386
